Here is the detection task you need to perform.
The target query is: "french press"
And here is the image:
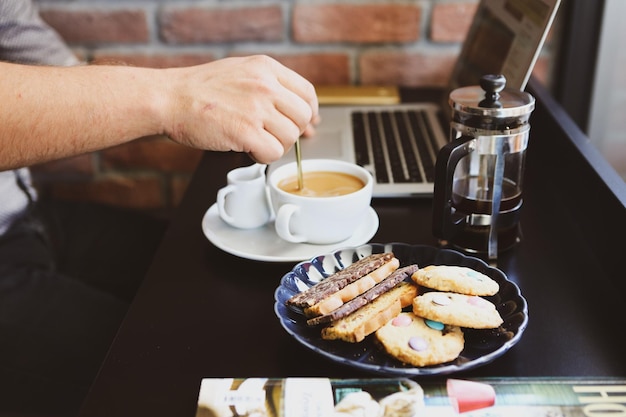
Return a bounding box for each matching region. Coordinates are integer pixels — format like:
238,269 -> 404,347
432,74 -> 535,260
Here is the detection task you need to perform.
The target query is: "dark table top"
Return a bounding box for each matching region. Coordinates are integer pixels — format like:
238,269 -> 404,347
79,79 -> 626,416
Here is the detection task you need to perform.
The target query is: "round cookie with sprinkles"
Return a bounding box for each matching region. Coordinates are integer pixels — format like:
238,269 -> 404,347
375,312 -> 464,367
411,265 -> 499,296
412,292 -> 503,329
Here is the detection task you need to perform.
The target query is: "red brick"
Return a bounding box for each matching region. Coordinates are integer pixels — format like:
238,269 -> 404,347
40,9 -> 149,44
101,136 -> 203,173
230,52 -> 351,85
360,52 -> 457,87
31,154 -> 95,178
431,2 -> 478,43
275,53 -> 351,85
160,6 -> 283,44
293,4 -> 420,43
170,176 -> 193,207
48,175 -> 164,210
91,53 -> 215,68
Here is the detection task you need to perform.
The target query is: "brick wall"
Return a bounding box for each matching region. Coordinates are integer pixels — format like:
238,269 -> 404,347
31,0 -> 562,216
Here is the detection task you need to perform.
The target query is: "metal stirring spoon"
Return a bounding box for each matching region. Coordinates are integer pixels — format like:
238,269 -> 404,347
295,137 -> 304,190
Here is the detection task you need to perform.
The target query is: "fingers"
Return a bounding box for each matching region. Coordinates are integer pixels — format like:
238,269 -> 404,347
245,104 -> 320,164
273,59 -> 319,122
246,113 -> 320,163
267,57 -> 319,137
302,114 -> 321,138
271,89 -> 314,139
245,57 -> 319,161
247,129 -> 286,164
263,106 -> 303,143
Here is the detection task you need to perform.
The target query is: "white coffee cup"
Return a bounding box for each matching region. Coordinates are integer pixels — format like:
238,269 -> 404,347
217,163 -> 272,229
268,159 -> 373,244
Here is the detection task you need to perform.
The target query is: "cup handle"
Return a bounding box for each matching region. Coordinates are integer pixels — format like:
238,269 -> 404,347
274,204 -> 307,243
216,184 -> 237,225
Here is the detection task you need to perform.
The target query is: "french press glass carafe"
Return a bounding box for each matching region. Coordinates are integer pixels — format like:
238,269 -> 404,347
432,74 -> 535,260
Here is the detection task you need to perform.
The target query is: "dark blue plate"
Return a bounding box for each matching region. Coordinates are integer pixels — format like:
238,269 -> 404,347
274,243 -> 528,376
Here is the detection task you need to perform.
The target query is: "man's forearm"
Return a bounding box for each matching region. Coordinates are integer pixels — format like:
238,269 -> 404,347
0,62 -> 165,170
0,55 -> 319,170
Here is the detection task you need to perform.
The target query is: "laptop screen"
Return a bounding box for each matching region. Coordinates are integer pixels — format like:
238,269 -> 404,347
449,0 -> 561,91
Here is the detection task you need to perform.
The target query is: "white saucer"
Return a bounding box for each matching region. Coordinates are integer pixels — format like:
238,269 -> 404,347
201,204 -> 379,262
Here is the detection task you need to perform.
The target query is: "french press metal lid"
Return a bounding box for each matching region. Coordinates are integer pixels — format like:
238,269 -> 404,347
448,74 -> 535,131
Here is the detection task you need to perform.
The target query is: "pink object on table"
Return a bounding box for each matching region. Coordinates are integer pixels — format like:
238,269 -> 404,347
446,378 -> 496,413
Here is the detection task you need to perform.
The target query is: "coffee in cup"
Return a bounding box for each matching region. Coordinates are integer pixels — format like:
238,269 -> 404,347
277,171 -> 365,197
268,159 -> 373,244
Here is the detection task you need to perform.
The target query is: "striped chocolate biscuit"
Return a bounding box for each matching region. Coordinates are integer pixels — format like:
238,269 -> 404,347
286,252 -> 394,308
306,264 -> 419,326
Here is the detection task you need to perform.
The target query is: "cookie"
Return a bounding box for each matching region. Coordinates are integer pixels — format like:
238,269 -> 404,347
375,312 -> 464,367
411,265 -> 499,296
304,257 -> 400,318
306,265 -> 418,326
412,292 -> 503,329
321,281 -> 418,343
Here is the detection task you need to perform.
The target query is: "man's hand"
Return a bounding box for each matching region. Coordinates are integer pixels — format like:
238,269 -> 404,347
162,55 -> 320,164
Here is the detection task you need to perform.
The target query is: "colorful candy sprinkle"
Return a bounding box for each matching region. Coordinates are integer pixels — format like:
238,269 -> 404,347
432,293 -> 452,306
409,336 -> 428,352
467,296 -> 490,308
392,314 -> 412,327
425,319 -> 444,331
466,269 -> 484,281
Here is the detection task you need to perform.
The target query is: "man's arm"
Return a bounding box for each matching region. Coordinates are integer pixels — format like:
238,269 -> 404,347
0,55 -> 318,170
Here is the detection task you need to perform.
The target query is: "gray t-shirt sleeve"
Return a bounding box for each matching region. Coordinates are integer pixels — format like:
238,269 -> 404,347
0,0 -> 81,235
0,0 -> 79,66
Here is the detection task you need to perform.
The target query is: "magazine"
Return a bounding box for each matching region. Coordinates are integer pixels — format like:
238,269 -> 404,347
195,376 -> 626,416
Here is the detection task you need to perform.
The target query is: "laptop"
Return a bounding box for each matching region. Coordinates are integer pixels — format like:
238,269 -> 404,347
271,0 -> 561,197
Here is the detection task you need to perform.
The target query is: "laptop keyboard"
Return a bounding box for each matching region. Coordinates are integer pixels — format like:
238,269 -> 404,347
351,109 -> 440,184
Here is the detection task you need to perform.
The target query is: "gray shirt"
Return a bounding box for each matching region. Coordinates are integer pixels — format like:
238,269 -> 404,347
0,0 -> 79,235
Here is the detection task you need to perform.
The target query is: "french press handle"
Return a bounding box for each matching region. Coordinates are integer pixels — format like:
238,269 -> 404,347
432,135 -> 475,241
